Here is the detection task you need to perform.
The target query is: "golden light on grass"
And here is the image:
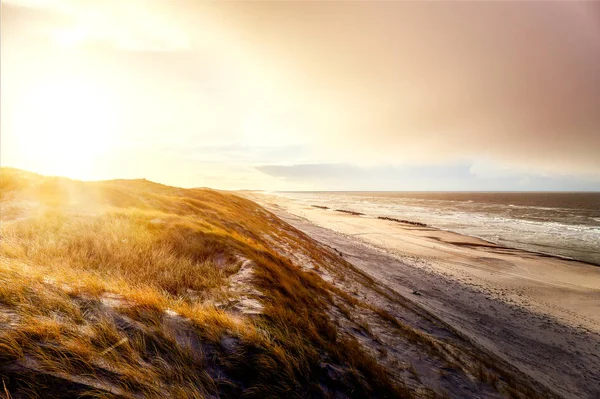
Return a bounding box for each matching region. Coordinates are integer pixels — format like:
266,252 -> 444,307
0,169 -> 553,398
0,169 -> 408,397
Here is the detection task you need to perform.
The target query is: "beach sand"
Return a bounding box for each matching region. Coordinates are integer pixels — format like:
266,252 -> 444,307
246,192 -> 600,398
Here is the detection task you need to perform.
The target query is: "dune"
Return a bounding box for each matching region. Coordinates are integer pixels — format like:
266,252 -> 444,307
1,168 -> 558,398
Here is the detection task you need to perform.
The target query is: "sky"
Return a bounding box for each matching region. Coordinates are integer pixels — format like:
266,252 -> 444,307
2,0 -> 600,191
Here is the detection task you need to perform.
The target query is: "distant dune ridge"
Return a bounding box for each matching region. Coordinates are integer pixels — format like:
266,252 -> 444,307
1,168 -> 556,398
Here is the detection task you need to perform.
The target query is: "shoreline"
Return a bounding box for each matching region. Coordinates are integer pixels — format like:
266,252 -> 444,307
384,212 -> 600,267
248,191 -> 600,329
243,191 -> 600,398
261,190 -> 600,267
323,206 -> 600,268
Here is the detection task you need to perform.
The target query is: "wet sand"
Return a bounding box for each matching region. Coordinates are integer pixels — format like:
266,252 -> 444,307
246,192 -> 600,398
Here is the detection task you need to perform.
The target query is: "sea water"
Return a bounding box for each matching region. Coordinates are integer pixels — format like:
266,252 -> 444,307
275,191 -> 600,266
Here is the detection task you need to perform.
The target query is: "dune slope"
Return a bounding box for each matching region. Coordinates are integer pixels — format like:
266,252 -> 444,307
0,169 -> 555,398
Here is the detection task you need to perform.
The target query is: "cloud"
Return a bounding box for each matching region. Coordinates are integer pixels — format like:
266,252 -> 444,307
2,1 -> 599,189
257,162 -> 600,191
220,1 -> 600,176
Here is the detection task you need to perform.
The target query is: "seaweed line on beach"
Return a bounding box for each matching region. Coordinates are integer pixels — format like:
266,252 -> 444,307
377,216 -> 427,227
335,209 -> 364,216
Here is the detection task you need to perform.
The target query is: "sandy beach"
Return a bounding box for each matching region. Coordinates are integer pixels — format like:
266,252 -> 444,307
247,192 -> 600,399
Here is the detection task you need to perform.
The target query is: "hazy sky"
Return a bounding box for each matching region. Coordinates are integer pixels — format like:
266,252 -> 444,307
2,0 -> 600,190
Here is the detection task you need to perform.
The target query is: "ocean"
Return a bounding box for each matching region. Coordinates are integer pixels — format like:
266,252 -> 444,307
275,191 -> 600,266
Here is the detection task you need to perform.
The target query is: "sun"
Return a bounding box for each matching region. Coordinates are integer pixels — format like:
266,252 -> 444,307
6,78 -> 120,180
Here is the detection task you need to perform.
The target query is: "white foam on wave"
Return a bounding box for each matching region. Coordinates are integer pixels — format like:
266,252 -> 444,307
507,203 -> 578,211
279,191 -> 600,264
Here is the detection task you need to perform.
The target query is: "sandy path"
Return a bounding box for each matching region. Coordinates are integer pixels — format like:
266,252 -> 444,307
247,193 -> 600,399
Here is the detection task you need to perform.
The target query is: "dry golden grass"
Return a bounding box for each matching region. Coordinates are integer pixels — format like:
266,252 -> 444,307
0,168 -> 408,398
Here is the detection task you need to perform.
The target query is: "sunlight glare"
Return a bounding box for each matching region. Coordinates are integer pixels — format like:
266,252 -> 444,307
11,78 -> 119,180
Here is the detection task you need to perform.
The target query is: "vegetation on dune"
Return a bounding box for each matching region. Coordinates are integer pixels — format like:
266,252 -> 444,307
0,168 -> 557,399
0,168 -> 407,398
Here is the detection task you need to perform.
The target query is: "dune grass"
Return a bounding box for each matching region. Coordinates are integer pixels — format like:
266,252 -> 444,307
0,168 -> 408,398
